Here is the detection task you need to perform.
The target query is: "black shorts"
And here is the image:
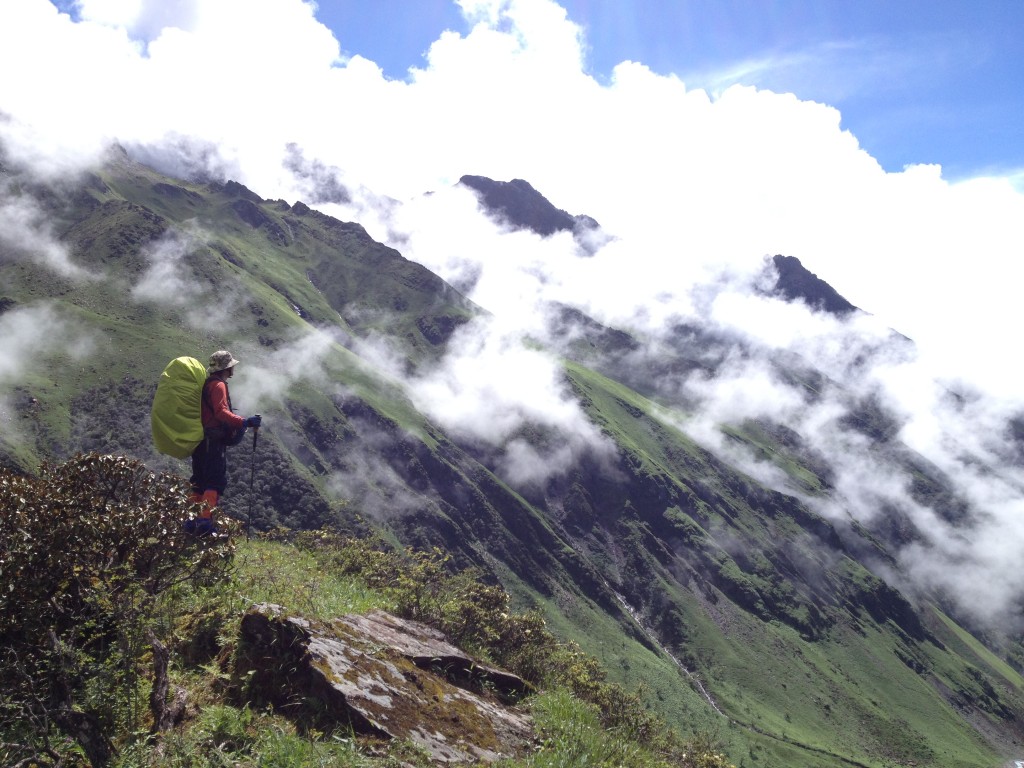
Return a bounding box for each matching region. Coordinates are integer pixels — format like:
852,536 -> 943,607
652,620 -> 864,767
190,437 -> 228,494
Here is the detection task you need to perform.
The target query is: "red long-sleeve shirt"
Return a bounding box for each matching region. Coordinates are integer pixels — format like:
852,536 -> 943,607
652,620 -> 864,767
201,379 -> 245,431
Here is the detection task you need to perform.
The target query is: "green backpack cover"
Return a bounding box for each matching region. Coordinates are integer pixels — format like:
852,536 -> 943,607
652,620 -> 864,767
151,356 -> 208,459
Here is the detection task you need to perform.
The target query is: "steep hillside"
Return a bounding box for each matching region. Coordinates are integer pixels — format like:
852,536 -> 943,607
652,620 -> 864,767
2,149 -> 1023,767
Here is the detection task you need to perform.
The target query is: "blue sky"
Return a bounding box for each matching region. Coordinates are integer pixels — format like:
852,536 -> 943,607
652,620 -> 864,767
316,0 -> 1024,179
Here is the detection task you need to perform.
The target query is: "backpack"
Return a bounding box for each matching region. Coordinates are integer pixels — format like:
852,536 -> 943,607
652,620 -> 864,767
151,356 -> 208,459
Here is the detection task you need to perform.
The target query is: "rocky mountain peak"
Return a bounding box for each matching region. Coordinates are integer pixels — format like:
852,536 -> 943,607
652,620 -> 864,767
458,174 -> 600,239
771,254 -> 858,316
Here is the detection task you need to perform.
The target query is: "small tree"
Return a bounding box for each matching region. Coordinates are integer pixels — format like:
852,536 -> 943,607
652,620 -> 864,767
0,453 -> 237,767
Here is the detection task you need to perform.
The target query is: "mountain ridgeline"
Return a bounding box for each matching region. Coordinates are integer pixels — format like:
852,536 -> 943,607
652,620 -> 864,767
2,147 -> 1023,767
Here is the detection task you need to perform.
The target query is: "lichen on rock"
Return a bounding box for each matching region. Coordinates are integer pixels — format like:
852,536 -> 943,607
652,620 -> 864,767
234,604 -> 534,763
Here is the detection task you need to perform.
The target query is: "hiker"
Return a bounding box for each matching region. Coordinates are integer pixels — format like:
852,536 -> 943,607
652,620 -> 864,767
188,350 -> 262,523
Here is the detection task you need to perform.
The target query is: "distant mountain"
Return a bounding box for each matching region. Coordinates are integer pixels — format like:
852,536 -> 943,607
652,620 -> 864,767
459,175 -> 603,249
770,253 -> 858,315
3,149 -> 1024,767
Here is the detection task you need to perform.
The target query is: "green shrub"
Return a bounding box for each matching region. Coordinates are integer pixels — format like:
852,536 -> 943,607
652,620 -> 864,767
0,453 -> 237,767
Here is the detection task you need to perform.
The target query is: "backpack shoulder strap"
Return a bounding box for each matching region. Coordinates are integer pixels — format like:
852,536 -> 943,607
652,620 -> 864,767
201,379 -> 214,419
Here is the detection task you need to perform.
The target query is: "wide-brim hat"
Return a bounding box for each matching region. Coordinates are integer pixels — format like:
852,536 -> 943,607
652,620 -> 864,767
208,350 -> 240,373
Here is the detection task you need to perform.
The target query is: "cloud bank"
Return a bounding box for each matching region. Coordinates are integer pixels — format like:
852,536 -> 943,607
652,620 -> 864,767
3,0 -> 1021,386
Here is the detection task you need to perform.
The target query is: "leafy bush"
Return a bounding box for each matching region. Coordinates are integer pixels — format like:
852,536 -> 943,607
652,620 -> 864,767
0,453 -> 237,767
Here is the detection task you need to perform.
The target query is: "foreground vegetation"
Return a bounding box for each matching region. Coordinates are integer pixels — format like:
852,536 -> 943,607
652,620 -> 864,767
0,454 -> 734,768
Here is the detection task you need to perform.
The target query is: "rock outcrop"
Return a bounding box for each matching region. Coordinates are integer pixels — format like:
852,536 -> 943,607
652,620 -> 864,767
235,605 -> 534,763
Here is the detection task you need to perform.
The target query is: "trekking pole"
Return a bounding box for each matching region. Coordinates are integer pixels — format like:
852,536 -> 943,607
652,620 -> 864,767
247,417 -> 259,541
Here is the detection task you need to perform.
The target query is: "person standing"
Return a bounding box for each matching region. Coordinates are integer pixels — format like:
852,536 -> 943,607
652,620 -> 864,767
189,350 -> 262,522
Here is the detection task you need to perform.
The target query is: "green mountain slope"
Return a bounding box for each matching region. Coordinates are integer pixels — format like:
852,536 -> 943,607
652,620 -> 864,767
2,150 -> 1022,767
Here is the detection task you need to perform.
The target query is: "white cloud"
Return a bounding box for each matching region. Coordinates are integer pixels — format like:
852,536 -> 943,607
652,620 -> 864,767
325,419 -> 440,521
131,225 -> 201,305
0,303 -> 95,444
407,316 -> 611,467
0,304 -> 72,382
327,448 -> 432,521
128,224 -> 249,333
0,184 -> 91,278
229,328 -> 339,412
76,0 -> 201,41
